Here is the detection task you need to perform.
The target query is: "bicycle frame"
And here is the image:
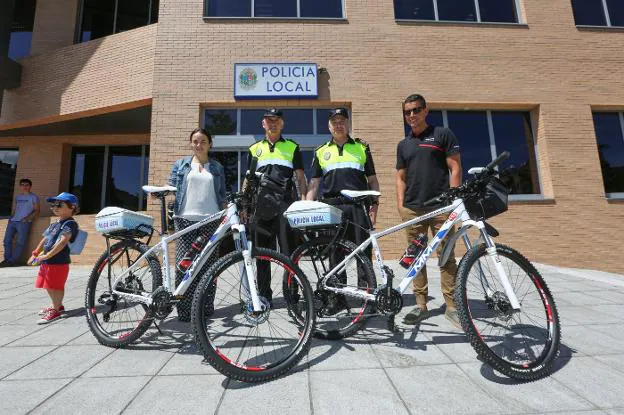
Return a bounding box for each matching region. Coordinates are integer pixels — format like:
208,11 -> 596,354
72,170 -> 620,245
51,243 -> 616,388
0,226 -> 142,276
106,202 -> 265,312
319,198 -> 521,311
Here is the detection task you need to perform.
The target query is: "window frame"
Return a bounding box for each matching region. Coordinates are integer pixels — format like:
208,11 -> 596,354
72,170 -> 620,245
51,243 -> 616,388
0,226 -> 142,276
68,144 -> 150,212
395,0 -> 523,24
76,0 -> 158,43
413,109 -> 542,200
593,111 -> 624,199
0,148 -> 20,219
203,0 -> 346,20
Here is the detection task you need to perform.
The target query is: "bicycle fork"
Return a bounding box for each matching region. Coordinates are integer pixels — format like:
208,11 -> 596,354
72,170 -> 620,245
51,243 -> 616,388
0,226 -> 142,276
233,225 -> 264,312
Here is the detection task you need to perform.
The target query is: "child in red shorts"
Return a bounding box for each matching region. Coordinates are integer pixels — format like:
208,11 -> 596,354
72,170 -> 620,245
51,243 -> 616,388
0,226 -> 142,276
28,192 -> 80,324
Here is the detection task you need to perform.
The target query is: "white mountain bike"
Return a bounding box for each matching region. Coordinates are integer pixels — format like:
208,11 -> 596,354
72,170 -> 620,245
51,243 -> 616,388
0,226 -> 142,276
288,152 -> 561,381
85,159 -> 316,382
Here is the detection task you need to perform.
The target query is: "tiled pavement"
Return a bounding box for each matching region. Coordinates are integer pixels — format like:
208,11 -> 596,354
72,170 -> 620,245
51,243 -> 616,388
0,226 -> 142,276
1,261 -> 624,414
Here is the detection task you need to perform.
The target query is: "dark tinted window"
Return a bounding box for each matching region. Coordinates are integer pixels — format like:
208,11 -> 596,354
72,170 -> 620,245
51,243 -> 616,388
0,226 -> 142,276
106,146 -> 144,210
150,0 -> 159,23
8,0 -> 36,60
437,0 -> 477,21
606,0 -> 624,26
0,149 -> 19,217
70,146 -> 105,213
80,0 -> 115,41
446,111 -> 490,179
478,0 -> 518,23
301,0 -> 342,17
394,0 -> 435,20
240,110 -> 266,135
316,109 -> 333,135
254,0 -> 297,17
206,0 -> 251,17
205,110 -> 237,135
282,109 -> 314,134
593,112 -> 624,194
571,0 -> 607,25
116,0 -> 151,33
491,112 -> 539,194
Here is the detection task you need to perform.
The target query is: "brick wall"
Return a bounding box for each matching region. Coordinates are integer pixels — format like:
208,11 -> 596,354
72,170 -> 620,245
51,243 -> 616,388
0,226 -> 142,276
30,0 -> 80,55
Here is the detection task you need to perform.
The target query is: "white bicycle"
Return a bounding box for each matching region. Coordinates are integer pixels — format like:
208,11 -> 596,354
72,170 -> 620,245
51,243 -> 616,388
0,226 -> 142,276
85,159 -> 316,382
288,152 -> 561,381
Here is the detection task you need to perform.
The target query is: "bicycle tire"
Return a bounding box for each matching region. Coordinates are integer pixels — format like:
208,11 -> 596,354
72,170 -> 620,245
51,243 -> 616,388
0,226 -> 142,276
290,236 -> 376,340
191,247 -> 315,382
85,240 -> 162,348
456,243 -> 561,381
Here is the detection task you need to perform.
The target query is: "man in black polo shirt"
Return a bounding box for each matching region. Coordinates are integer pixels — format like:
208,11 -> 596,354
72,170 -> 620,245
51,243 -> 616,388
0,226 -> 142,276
396,94 -> 462,328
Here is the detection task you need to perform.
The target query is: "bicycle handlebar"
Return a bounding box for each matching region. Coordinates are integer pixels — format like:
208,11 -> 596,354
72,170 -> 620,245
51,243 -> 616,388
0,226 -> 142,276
485,151 -> 510,171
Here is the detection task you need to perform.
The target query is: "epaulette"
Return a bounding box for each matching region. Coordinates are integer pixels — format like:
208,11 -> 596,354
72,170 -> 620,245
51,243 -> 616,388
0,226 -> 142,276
314,141 -> 330,152
354,137 -> 368,146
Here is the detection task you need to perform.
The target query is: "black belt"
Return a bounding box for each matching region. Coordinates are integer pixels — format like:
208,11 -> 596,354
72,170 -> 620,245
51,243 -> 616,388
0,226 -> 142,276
322,196 -> 363,206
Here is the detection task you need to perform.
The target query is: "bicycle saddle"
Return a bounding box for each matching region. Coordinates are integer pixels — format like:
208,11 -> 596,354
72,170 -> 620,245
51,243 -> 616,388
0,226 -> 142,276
142,185 -> 177,197
340,189 -> 381,202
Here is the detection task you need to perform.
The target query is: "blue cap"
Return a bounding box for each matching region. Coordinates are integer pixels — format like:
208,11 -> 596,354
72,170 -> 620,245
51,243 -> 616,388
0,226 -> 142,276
46,192 -> 79,206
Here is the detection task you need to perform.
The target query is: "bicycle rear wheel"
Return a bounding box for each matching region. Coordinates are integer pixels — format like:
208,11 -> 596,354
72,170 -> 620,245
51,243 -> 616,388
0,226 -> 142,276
456,243 -> 561,381
192,247 -> 315,383
290,236 -> 376,340
85,240 -> 162,347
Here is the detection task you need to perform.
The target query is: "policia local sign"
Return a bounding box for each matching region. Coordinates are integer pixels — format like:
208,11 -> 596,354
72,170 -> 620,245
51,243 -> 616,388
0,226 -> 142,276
234,63 -> 318,99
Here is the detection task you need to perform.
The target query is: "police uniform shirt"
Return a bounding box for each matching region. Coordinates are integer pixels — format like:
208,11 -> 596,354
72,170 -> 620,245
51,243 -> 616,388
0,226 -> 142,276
396,125 -> 460,210
311,137 -> 376,198
247,137 -> 304,185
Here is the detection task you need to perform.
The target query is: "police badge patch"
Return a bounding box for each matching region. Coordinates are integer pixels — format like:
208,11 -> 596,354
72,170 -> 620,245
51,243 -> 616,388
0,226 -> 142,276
256,147 -> 263,157
323,151 -> 331,161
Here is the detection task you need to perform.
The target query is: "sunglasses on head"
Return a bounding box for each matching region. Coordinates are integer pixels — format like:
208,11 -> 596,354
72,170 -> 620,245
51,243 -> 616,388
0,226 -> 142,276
403,107 -> 426,116
50,202 -> 66,208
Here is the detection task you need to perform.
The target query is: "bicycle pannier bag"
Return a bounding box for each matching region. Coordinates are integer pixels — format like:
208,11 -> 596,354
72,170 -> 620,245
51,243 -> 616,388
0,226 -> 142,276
255,175 -> 287,221
466,176 -> 509,220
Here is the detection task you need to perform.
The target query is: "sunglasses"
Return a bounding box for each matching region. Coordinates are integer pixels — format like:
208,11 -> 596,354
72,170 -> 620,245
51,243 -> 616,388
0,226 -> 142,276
50,202 -> 67,209
19,183 -> 30,187
403,107 -> 426,116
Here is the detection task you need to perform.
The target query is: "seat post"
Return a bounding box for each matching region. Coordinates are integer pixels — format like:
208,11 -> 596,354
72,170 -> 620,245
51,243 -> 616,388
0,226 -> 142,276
159,195 -> 168,235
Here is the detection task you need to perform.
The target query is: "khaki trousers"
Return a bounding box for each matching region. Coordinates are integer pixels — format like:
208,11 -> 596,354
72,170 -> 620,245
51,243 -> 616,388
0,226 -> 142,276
399,206 -> 458,310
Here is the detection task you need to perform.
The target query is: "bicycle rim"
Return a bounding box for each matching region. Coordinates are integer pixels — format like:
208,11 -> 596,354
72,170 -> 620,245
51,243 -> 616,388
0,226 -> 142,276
193,248 -> 314,382
457,244 -> 561,380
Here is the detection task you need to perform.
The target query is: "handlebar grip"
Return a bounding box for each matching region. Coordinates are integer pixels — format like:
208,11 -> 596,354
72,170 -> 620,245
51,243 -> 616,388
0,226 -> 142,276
248,157 -> 258,177
423,196 -> 441,207
486,151 -> 510,171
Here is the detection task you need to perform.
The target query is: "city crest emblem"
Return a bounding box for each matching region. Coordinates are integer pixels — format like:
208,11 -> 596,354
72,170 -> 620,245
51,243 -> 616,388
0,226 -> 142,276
239,68 -> 258,90
256,147 -> 263,157
323,151 -> 331,161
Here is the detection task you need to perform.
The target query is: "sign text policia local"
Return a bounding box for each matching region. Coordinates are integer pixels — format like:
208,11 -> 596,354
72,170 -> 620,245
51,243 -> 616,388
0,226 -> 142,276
234,63 -> 318,99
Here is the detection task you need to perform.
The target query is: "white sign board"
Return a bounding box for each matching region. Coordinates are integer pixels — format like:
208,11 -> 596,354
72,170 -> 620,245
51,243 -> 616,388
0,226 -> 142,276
234,63 -> 318,99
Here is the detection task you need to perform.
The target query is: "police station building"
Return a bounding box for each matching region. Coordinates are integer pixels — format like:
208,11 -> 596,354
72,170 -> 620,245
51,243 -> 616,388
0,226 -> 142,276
1,0 -> 623,273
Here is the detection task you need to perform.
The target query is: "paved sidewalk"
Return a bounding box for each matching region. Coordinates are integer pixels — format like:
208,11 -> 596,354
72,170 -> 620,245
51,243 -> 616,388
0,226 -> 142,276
1,261 -> 624,414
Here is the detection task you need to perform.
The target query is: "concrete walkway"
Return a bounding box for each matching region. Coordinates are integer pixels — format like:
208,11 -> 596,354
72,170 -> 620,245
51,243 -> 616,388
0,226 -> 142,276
1,261 -> 624,414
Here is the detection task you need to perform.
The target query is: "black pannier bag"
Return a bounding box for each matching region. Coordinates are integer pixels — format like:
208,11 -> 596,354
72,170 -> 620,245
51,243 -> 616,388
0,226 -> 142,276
254,174 -> 288,221
465,176 -> 509,220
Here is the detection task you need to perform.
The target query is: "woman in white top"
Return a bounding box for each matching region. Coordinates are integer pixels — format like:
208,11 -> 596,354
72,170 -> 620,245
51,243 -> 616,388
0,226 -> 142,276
168,127 -> 226,322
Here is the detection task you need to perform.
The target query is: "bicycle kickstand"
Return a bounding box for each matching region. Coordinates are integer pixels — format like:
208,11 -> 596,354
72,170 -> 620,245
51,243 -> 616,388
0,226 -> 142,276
152,319 -> 164,335
387,313 -> 398,332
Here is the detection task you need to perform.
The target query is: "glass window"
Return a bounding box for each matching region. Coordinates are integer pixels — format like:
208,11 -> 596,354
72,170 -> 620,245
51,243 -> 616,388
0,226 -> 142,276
205,0 -> 343,18
205,109 -> 238,135
300,0 -> 342,18
437,0 -> 476,21
254,0 -> 297,17
446,111 -> 490,180
211,152 -> 241,192
478,0 -> 518,23
394,0 -> 435,20
80,0 -> 116,42
0,149 -> 19,217
491,112 -> 540,194
606,0 -> 624,26
8,0 -> 36,60
116,0 -> 151,33
593,112 -> 624,194
282,109 -> 314,134
571,0 -> 607,26
240,110 -> 266,135
69,145 -> 150,213
403,110 -> 443,136
79,0 -> 158,43
206,0 -> 251,17
316,109 -> 333,135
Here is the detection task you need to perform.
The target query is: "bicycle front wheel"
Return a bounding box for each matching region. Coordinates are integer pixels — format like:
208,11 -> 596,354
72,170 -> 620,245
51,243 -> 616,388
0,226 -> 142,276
456,243 -> 561,381
85,240 -> 162,348
192,247 -> 315,383
290,236 -> 376,340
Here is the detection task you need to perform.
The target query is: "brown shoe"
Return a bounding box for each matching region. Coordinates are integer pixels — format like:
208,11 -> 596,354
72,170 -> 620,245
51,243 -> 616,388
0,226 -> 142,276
402,306 -> 429,325
445,309 -> 462,329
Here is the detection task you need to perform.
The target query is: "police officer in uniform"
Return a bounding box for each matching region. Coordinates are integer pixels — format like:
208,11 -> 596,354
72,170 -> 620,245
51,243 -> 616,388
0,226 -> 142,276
307,108 -> 380,312
248,109 -> 307,304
